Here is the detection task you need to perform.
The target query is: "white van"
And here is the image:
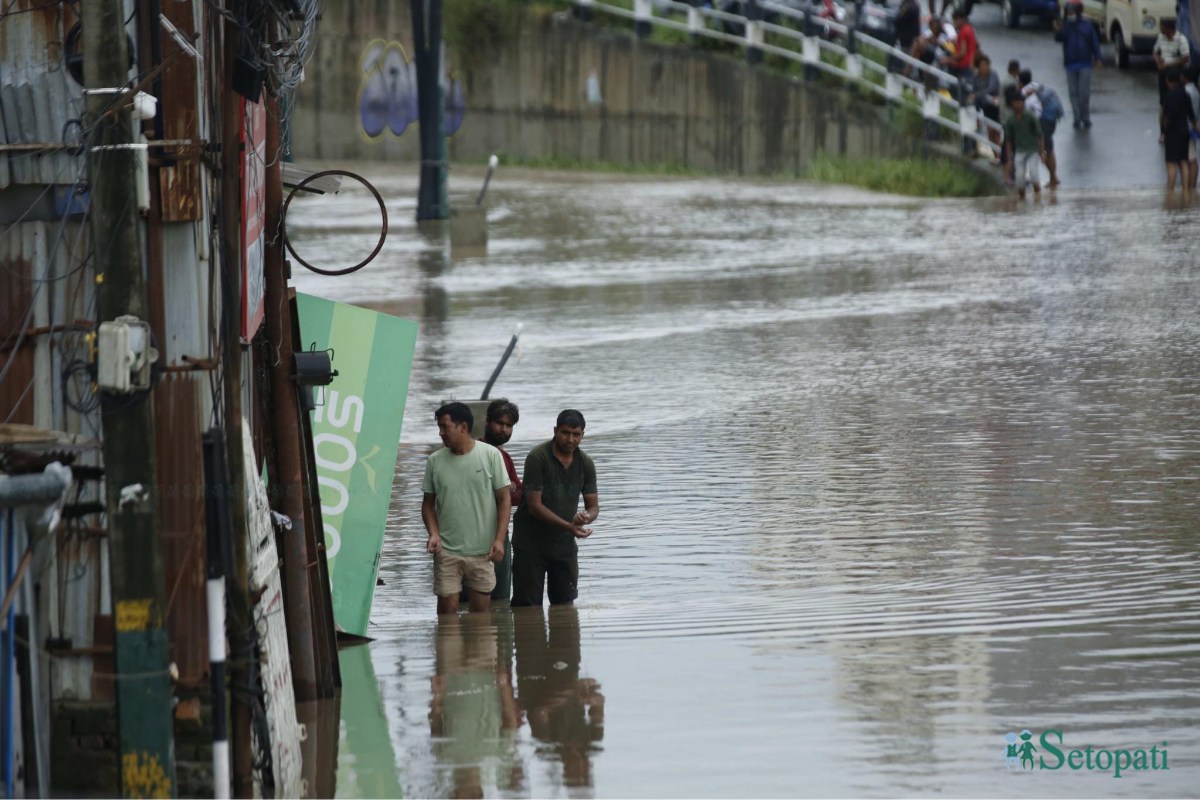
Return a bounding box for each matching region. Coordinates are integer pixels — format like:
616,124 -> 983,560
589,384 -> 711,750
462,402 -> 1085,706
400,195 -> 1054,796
1070,0 -> 1178,67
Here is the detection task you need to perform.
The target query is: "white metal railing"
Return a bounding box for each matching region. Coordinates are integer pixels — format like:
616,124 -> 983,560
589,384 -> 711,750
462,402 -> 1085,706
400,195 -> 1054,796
578,0 -> 1003,158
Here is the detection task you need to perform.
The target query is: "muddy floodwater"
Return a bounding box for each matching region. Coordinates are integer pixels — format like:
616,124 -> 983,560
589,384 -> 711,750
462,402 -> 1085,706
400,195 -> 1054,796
287,166 -> 1200,798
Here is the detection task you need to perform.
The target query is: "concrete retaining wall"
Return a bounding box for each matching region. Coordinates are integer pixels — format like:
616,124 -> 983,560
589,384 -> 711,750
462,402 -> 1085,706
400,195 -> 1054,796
291,2 -> 947,174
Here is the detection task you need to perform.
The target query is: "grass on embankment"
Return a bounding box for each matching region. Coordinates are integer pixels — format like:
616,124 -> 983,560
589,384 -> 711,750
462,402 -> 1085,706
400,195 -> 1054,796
802,154 -> 993,197
490,153 -> 993,198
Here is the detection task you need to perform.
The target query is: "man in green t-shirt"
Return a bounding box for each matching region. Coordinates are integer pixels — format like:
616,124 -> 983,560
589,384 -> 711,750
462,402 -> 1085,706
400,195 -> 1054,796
511,409 -> 600,607
422,402 -> 511,615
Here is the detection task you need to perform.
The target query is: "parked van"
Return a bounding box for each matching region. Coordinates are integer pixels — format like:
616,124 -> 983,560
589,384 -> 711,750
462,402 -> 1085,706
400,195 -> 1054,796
1068,0 -> 1178,67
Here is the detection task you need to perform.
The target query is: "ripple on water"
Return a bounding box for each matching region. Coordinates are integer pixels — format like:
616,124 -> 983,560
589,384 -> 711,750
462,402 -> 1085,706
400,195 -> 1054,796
294,168 -> 1200,797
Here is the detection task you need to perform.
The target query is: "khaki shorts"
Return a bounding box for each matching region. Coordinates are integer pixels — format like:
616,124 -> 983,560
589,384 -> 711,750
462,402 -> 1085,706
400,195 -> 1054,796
433,550 -> 496,597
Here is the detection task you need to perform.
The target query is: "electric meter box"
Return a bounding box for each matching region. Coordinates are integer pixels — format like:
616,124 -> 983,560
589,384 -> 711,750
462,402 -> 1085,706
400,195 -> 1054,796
97,315 -> 158,394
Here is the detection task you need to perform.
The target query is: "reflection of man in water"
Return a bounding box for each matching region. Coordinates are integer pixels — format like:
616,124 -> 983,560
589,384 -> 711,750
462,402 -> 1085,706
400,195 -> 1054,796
430,615 -> 523,798
513,606 -> 605,788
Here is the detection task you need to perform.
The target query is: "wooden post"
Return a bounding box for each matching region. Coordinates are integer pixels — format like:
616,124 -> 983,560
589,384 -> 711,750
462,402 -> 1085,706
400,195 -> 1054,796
262,97 -> 319,702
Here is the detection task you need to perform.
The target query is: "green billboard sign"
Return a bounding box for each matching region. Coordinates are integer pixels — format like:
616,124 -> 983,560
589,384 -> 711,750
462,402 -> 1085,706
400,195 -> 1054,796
296,293 -> 418,636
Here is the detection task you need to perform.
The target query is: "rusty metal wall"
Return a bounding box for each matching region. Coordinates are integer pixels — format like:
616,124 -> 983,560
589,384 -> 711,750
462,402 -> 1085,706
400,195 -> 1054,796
157,0 -> 202,221
152,219 -> 221,693
156,372 -> 210,687
142,0 -> 219,691
0,250 -> 36,424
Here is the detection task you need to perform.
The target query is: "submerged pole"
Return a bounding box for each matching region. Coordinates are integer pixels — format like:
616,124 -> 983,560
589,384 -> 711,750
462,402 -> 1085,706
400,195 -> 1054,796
482,323 -> 524,401
413,0 -> 448,221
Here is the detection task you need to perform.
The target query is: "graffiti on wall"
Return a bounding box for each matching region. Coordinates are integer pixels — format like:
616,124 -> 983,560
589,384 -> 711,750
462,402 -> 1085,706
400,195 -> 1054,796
358,40 -> 465,140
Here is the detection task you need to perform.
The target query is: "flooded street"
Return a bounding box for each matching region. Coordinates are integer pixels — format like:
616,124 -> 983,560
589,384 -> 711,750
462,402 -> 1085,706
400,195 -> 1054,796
289,165 -> 1200,797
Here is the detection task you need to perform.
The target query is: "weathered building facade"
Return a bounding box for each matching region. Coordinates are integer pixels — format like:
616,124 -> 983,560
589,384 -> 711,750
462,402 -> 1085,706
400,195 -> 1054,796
1,0 -> 337,795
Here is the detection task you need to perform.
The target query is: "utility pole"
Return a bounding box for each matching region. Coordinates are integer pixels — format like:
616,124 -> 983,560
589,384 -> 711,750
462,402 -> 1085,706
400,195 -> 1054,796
81,0 -> 176,795
412,0 -> 448,220
219,14 -> 256,798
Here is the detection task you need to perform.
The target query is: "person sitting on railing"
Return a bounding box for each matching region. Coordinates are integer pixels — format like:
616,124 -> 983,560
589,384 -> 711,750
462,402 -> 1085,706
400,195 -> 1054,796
943,9 -> 977,87
969,53 -> 1002,152
913,15 -> 955,73
894,0 -> 921,75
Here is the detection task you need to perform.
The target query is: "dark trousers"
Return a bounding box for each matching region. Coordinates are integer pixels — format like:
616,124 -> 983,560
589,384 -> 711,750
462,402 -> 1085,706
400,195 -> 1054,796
510,547 -> 579,606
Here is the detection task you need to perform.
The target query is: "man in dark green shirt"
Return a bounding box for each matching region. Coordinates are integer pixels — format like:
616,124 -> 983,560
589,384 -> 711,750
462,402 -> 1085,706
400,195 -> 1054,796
510,409 -> 600,607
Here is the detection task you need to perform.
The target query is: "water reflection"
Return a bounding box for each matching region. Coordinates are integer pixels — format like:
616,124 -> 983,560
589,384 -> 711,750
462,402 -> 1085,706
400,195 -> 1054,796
337,645 -> 402,799
430,614 -> 522,797
419,608 -> 605,797
308,168 -> 1200,797
513,607 -> 604,791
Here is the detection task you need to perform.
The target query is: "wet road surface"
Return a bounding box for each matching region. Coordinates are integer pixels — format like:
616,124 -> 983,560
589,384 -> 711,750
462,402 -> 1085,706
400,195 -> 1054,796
965,1 -> 1167,188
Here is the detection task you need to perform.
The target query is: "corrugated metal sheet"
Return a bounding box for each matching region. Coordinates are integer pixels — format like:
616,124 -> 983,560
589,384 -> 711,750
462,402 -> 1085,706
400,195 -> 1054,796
1,219 -> 94,432
149,0 -> 218,683
161,221 -> 215,366
3,0 -> 226,708
156,372 -> 210,687
0,0 -> 83,189
2,223 -> 99,706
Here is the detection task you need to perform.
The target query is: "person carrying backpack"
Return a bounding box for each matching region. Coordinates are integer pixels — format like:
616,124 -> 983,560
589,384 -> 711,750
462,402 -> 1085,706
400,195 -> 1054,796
1054,0 -> 1103,129
1020,68 -> 1062,188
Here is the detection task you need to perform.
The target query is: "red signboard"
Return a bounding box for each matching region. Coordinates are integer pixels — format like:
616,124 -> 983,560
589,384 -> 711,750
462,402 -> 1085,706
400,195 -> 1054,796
241,97 -> 267,340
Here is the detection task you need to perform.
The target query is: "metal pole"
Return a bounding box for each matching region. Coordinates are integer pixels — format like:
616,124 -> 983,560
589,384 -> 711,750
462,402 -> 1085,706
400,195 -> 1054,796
81,0 -> 176,792
745,0 -> 764,65
413,0 -> 448,221
219,16 -> 256,798
203,430 -> 230,800
3,509 -> 13,798
263,96 -> 318,703
475,155 -> 499,206
481,323 -> 524,401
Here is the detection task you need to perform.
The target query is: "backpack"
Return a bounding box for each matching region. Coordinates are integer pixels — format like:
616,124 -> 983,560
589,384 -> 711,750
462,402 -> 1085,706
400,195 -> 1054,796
1037,86 -> 1065,122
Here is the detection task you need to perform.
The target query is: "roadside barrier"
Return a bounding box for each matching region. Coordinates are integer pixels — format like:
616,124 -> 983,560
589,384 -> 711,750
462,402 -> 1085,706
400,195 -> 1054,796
575,0 -> 1003,158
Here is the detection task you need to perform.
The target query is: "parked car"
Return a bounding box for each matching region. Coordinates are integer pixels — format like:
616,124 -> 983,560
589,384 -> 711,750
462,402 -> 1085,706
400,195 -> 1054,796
998,0 -> 1061,29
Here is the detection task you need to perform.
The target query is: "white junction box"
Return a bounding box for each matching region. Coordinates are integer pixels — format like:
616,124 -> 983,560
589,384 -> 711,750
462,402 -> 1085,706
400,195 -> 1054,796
97,315 -> 158,394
